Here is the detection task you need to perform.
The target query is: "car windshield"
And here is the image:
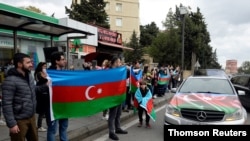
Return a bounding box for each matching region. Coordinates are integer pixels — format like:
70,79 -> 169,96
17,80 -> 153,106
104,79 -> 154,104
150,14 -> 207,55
179,77 -> 235,94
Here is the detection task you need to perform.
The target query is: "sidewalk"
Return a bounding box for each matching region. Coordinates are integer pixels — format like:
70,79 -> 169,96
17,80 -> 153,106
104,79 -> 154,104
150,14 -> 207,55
0,93 -> 173,141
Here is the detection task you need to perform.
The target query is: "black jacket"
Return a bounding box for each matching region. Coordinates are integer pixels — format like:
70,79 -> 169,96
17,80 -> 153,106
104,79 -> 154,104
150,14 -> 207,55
35,72 -> 50,114
2,68 -> 48,128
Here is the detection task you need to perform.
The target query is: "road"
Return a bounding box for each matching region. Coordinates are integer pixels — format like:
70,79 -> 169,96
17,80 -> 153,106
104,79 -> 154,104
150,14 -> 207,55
82,104 -> 250,141
81,104 -> 166,141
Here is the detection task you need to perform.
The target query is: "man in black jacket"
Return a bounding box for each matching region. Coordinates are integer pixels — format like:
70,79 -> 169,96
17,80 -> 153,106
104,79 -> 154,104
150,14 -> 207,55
2,53 -> 48,141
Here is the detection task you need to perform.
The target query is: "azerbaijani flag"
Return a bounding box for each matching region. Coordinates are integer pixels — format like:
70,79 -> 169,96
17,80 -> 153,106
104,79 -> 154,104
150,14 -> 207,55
134,88 -> 156,121
47,66 -> 127,120
158,73 -> 171,85
130,68 -> 143,93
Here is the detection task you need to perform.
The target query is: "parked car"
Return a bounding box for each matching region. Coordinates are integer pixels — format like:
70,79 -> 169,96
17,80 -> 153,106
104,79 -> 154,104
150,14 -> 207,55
164,75 -> 247,127
193,69 -> 229,78
230,74 -> 250,110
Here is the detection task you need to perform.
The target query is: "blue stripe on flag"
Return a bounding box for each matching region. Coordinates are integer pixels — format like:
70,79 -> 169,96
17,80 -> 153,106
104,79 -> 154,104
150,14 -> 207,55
47,66 -> 126,86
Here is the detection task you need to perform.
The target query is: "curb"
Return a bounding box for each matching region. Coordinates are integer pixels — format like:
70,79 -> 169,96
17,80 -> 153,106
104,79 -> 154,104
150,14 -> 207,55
67,93 -> 173,141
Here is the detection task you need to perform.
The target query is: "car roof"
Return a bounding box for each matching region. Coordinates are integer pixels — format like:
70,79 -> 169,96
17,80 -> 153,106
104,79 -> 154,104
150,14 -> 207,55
231,74 -> 250,77
193,69 -> 229,78
189,75 -> 228,79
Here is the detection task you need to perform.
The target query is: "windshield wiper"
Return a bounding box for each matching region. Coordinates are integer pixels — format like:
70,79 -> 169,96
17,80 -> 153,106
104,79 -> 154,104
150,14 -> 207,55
195,91 -> 222,94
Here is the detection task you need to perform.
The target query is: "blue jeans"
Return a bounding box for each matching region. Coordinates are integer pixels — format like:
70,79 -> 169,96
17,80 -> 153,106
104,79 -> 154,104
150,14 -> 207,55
47,119 -> 68,141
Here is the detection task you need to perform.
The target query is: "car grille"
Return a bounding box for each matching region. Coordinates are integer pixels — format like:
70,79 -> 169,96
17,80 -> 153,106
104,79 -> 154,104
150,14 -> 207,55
181,108 -> 225,122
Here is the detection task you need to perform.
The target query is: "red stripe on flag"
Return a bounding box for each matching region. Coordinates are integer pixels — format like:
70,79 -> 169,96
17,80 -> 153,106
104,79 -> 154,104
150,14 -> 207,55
134,98 -> 139,108
130,75 -> 139,86
146,98 -> 154,113
52,80 -> 126,102
159,77 -> 170,81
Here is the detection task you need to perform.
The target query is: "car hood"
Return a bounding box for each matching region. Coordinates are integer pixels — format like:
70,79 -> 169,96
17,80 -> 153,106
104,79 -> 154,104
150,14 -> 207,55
169,93 -> 242,114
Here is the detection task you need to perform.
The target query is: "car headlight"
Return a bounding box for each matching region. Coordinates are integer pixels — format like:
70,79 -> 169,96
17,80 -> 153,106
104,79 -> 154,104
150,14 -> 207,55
165,104 -> 181,117
224,109 -> 243,121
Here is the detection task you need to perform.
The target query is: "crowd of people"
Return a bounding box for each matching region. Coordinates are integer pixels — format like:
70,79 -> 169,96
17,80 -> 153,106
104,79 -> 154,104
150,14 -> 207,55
0,51 -> 181,141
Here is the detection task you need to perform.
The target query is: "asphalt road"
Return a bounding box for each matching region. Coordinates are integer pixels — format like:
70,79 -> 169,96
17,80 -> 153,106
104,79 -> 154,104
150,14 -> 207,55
81,104 -> 167,141
81,104 -> 250,141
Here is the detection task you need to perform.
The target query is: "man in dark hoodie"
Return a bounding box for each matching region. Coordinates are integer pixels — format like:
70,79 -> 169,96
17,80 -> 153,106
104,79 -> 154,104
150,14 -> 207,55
2,53 -> 48,141
47,51 -> 68,141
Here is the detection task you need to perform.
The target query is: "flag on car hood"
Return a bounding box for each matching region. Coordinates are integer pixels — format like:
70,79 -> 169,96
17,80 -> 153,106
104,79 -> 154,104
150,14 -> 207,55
47,66 -> 126,120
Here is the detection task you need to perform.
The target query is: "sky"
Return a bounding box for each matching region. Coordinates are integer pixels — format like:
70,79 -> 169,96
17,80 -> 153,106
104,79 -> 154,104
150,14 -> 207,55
0,0 -> 250,68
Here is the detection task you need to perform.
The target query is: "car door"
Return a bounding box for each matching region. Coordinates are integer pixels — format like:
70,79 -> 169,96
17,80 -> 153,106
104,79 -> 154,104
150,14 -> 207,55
231,75 -> 250,110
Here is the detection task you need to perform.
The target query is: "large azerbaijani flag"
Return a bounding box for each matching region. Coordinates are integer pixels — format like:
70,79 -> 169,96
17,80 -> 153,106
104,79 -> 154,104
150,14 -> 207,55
134,89 -> 156,121
158,73 -> 171,85
47,66 -> 127,120
130,68 -> 143,93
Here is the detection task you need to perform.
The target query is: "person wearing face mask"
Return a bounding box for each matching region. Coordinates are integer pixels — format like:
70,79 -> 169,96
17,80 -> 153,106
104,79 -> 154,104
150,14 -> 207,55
2,53 -> 49,141
34,62 -> 50,132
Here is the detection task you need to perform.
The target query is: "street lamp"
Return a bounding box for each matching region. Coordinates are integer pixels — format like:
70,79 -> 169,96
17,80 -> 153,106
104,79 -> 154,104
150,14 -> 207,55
180,6 -> 188,81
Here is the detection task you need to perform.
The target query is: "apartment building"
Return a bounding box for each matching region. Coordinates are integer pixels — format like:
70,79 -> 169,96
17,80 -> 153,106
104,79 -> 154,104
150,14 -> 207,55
105,0 -> 140,43
72,0 -> 140,44
225,59 -> 238,74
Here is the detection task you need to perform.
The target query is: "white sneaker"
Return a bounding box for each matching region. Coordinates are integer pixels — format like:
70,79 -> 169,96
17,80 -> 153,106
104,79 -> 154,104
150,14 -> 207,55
153,95 -> 157,99
38,127 -> 47,132
102,115 -> 109,120
105,115 -> 109,120
0,120 -> 6,126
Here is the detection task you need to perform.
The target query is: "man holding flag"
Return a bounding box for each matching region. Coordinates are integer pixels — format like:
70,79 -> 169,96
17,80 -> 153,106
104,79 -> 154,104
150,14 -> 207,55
129,60 -> 142,101
157,68 -> 171,97
108,57 -> 128,141
46,54 -> 128,141
47,51 -> 68,141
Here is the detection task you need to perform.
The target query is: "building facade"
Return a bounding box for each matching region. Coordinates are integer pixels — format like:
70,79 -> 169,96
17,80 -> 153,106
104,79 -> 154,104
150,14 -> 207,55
105,0 -> 140,43
225,59 -> 238,74
72,0 -> 140,44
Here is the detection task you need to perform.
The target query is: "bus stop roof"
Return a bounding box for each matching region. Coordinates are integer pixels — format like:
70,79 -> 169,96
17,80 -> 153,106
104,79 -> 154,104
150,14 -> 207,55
0,3 -> 94,37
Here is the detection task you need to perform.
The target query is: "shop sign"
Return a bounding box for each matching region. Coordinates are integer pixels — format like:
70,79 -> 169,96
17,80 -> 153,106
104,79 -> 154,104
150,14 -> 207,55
98,28 -> 122,45
0,37 -> 13,48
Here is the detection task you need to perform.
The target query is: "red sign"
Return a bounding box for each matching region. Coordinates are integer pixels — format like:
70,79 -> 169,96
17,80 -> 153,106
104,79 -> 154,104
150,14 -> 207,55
98,28 -> 122,45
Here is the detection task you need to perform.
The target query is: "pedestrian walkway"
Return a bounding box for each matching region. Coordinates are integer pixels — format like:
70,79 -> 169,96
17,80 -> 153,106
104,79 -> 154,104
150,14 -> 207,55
0,93 -> 173,141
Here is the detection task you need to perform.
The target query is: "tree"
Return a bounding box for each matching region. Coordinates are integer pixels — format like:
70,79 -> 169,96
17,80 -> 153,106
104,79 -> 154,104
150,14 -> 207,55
162,8 -> 178,30
147,7 -> 181,66
124,31 -> 143,63
65,0 -> 110,28
173,5 -> 221,70
238,61 -> 250,74
140,22 -> 159,47
148,30 -> 180,66
22,6 -> 46,15
205,49 -> 221,68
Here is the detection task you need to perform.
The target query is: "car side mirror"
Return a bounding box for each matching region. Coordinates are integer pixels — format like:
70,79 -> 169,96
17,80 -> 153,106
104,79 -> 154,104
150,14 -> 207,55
238,90 -> 246,95
171,88 -> 177,93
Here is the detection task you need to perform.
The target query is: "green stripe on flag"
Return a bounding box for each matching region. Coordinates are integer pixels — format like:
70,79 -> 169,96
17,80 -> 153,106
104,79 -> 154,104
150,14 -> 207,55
52,93 -> 126,119
149,109 -> 156,122
158,81 -> 169,85
130,85 -> 138,93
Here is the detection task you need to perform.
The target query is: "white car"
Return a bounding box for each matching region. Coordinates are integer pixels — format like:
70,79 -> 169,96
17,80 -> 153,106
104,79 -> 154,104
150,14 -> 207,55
164,75 -> 247,126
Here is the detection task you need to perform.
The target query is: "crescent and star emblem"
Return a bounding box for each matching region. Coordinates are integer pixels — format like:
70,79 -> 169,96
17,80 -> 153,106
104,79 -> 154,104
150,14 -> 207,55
85,86 -> 102,100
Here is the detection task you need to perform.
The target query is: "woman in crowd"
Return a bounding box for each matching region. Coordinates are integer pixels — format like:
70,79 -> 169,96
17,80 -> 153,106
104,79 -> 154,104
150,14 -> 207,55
34,62 -> 50,132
